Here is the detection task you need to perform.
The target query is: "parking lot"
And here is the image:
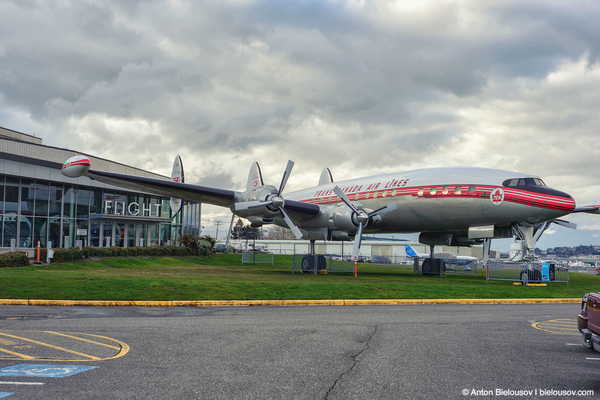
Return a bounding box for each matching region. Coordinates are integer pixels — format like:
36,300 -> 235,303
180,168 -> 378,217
0,303 -> 597,399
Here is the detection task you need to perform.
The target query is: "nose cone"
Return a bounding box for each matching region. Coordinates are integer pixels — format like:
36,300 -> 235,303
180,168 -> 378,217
524,185 -> 576,212
61,156 -> 91,178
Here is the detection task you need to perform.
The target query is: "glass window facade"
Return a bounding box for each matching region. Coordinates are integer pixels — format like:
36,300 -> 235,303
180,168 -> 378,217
0,174 -> 201,250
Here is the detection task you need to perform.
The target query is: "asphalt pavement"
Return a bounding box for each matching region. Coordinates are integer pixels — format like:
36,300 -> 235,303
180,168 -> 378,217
0,303 -> 597,399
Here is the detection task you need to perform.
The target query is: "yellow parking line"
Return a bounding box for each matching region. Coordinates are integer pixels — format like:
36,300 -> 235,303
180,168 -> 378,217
0,332 -> 101,360
0,347 -> 35,360
540,323 -> 577,329
84,333 -> 130,360
532,319 -> 580,335
45,331 -> 120,350
538,321 -> 577,325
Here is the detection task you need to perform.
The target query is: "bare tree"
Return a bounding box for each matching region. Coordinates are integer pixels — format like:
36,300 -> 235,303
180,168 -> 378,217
265,225 -> 297,240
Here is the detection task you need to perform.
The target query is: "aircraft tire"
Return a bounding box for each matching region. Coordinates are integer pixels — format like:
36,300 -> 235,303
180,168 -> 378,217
302,255 -> 315,272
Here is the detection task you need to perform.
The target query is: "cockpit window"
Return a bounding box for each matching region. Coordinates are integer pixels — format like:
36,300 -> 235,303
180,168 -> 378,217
503,178 -> 546,187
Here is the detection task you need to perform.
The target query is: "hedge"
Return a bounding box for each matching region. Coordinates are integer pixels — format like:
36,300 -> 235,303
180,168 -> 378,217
32,245 -> 195,264
0,251 -> 30,268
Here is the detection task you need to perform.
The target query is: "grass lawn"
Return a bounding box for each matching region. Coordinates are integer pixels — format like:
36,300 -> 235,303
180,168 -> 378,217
0,254 -> 597,301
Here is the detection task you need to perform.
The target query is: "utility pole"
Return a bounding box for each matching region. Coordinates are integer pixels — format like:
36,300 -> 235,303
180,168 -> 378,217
214,220 -> 224,240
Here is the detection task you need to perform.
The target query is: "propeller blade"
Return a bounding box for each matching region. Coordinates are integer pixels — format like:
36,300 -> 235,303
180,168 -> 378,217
280,207 -> 303,239
234,200 -> 272,211
533,221 -> 549,242
368,202 -> 398,217
278,160 -> 295,195
352,222 -> 364,260
553,219 -> 577,230
333,186 -> 360,214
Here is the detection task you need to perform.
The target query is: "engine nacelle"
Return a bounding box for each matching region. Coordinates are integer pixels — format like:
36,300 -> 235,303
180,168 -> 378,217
246,216 -> 275,227
327,204 -> 358,232
330,230 -> 354,241
61,156 -> 91,178
232,186 -> 279,219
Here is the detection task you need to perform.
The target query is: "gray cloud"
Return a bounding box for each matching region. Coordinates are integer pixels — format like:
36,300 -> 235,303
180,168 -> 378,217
1,0 -> 600,247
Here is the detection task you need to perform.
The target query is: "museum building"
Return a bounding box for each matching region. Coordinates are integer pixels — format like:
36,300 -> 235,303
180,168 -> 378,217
0,127 -> 201,255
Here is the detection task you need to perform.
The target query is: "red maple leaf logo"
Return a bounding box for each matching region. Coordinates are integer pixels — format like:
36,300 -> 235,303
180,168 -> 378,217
491,189 -> 504,204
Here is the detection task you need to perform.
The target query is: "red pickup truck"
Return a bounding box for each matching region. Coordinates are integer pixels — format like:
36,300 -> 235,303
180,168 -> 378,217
578,293 -> 600,351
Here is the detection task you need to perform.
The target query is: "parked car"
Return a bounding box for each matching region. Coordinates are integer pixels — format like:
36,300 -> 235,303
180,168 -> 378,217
365,256 -> 392,264
578,292 -> 600,351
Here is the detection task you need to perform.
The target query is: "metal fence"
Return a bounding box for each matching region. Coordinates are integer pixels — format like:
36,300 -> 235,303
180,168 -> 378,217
412,258 -> 478,277
363,255 -> 412,266
443,260 -> 478,276
486,260 -> 569,285
292,254 -> 483,275
242,252 -> 274,265
292,254 -> 356,274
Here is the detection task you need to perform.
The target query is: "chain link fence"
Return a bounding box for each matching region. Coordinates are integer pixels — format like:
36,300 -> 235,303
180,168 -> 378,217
486,260 -> 569,285
412,258 -> 478,277
241,251 -> 274,265
292,254 -> 356,274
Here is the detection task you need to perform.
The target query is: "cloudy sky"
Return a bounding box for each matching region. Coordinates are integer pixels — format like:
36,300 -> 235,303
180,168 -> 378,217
1,0 -> 600,250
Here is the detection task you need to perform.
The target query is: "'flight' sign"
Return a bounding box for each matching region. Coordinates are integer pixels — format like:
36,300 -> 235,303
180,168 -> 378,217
104,200 -> 162,217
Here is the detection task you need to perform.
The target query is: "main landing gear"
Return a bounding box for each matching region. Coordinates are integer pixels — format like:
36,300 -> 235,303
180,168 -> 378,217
301,240 -> 326,273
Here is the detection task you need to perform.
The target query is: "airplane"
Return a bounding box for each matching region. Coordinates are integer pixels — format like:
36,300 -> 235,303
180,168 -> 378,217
404,244 -> 477,264
61,155 -> 600,269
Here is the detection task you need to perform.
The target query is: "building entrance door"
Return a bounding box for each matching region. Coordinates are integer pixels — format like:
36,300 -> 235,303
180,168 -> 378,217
102,222 -> 113,247
127,223 -> 136,248
139,224 -> 147,247
115,223 -> 125,247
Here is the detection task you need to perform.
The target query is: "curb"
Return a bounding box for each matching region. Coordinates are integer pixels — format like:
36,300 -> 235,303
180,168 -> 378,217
0,298 -> 581,307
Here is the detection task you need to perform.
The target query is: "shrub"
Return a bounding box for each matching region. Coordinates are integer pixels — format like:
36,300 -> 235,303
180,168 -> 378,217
82,246 -> 93,258
0,251 -> 30,268
52,248 -> 84,263
200,235 -> 217,250
178,234 -> 203,255
21,244 -> 196,265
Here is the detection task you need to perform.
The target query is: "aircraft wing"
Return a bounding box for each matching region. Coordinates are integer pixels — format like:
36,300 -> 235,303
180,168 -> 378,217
62,156 -> 321,218
85,169 -> 237,208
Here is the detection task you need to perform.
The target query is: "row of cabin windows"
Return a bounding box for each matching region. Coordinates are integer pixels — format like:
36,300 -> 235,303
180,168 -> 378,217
417,185 -> 477,197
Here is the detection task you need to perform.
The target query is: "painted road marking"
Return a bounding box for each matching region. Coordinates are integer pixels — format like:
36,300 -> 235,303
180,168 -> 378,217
532,318 -> 579,335
0,364 -> 97,378
0,348 -> 34,360
0,382 -> 44,385
0,333 -> 100,360
0,331 -> 129,361
0,393 -> 12,398
46,332 -> 120,350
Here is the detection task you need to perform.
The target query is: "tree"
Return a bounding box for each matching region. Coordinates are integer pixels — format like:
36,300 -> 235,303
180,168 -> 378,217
265,225 -> 297,240
231,220 -> 245,240
230,219 -> 260,240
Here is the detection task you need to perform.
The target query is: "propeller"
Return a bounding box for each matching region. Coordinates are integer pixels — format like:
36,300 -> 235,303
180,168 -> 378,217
234,161 -> 303,239
533,218 -> 577,242
332,186 -> 398,260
